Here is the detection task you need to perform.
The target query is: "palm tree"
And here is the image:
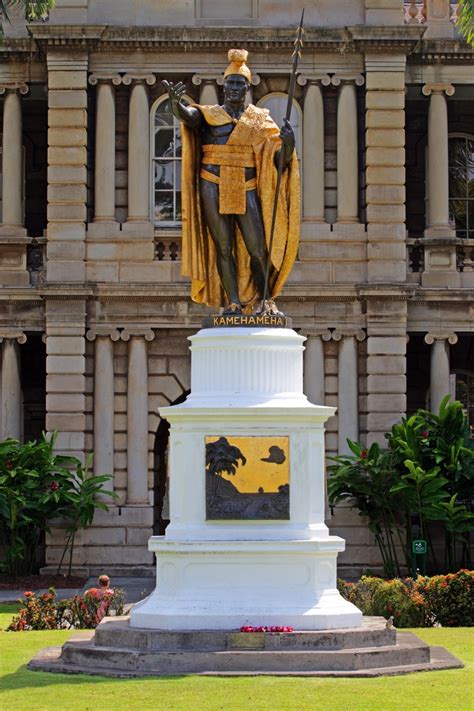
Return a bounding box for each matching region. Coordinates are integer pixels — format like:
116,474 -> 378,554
456,0 -> 474,44
206,437 -> 246,495
1,1 -> 54,22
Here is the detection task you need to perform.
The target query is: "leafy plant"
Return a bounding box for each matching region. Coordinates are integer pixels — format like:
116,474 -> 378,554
0,0 -> 54,21
55,453 -> 117,576
456,0 -> 474,45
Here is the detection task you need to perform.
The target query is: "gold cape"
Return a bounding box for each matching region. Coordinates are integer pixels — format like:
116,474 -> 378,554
181,103 -> 300,309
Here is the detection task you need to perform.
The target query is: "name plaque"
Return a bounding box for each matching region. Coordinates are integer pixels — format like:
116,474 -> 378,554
202,314 -> 292,329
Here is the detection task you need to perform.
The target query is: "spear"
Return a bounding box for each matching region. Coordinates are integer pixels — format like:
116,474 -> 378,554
262,8 -> 305,304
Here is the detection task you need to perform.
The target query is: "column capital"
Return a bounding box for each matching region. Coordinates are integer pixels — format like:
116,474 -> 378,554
424,332 -> 458,345
88,73 -> 122,86
86,327 -> 121,342
331,74 -> 365,87
332,329 -> 366,342
422,83 -> 455,97
297,73 -> 331,87
122,73 -> 156,86
0,82 -> 29,96
121,328 -> 155,342
300,328 -> 332,341
0,330 -> 27,344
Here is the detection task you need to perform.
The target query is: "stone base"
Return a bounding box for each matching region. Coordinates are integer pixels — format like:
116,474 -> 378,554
130,539 -> 362,631
28,616 -> 463,677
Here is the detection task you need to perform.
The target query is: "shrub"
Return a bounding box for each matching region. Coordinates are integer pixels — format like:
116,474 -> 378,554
7,585 -> 125,631
338,570 -> 473,627
417,569 -> 474,627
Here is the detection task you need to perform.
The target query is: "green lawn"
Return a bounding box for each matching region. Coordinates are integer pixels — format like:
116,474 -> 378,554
1,603 -> 473,711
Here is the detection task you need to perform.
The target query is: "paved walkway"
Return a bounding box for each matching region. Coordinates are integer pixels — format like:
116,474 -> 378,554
0,576 -> 155,605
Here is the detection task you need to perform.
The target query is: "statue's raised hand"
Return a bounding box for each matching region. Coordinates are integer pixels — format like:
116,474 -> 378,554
162,80 -> 187,118
280,118 -> 295,154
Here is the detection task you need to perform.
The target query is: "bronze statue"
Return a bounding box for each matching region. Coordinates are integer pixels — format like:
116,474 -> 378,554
164,49 -> 300,314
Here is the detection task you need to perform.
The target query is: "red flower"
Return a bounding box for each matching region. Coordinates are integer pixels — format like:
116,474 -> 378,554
361,450 -> 367,460
24,591 -> 34,597
50,481 -> 59,491
5,459 -> 13,470
421,431 -> 429,438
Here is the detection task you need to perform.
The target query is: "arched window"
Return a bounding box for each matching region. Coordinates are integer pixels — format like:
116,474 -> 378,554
256,92 -> 302,159
151,96 -> 183,225
449,134 -> 474,239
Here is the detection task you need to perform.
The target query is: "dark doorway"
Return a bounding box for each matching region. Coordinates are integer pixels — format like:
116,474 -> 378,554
21,333 -> 46,442
153,391 -> 189,535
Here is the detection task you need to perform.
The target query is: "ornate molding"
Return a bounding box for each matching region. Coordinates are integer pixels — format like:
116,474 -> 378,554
300,328 -> 332,341
424,332 -> 458,345
0,82 -> 29,95
0,330 -> 27,343
120,328 -> 155,342
297,74 -> 331,87
330,73 -> 365,87
88,73 -> 122,86
122,73 -> 156,86
332,329 -> 366,341
422,83 -> 455,96
86,327 -> 121,342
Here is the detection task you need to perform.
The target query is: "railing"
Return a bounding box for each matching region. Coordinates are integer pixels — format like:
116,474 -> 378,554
407,237 -> 474,277
154,230 -> 181,262
403,1 -> 459,25
27,238 -> 46,285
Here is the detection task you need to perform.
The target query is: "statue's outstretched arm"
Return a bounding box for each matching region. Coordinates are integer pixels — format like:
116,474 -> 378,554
162,80 -> 203,129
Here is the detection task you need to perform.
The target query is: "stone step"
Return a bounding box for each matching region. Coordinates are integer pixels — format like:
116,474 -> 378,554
59,634 -> 430,674
94,617 -> 396,652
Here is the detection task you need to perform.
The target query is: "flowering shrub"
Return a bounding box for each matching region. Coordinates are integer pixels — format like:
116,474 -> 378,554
338,570 -> 473,627
7,584 -> 124,631
240,626 -> 293,633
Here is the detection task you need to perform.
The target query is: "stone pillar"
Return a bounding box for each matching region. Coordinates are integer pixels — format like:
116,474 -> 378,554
87,328 -> 120,483
124,76 -> 155,227
337,81 -> 359,223
334,330 -> 365,453
365,54 -> 407,283
122,329 -> 155,505
45,300 -> 87,461
423,84 -> 455,235
303,329 -> 331,406
90,77 -> 118,223
198,79 -> 219,106
47,52 -> 88,282
2,89 -> 24,227
366,301 -> 407,447
301,79 -> 326,222
424,0 -> 455,39
0,332 -> 26,440
424,332 -> 458,413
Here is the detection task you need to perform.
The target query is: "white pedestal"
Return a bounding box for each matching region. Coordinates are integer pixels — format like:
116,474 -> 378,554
130,328 -> 361,630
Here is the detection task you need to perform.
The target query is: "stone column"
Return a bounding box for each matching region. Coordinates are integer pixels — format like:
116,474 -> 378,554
122,329 -> 155,505
299,78 -> 327,222
365,54 -> 407,283
303,329 -> 331,406
197,79 -> 219,106
0,332 -> 26,440
87,328 -> 120,483
1,89 -> 24,227
124,76 -> 155,226
89,76 -> 119,224
47,51 -> 88,282
423,84 -> 455,235
336,81 -> 360,223
424,332 -> 458,413
366,301 -> 407,447
334,330 -> 365,453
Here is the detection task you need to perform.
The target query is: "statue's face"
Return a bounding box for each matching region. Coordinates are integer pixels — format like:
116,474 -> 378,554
223,74 -> 249,104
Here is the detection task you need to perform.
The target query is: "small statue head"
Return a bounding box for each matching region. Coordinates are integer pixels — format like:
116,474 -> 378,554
223,49 -> 250,104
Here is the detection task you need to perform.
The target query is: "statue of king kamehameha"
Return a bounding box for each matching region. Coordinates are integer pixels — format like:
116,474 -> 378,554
163,49 -> 300,315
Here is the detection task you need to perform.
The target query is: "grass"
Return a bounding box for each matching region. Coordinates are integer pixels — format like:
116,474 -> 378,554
0,603 -> 473,711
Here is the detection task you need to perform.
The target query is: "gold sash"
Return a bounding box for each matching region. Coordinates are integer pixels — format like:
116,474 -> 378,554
201,144 -> 255,214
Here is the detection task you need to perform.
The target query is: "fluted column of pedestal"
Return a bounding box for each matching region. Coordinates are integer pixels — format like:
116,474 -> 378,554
303,330 -> 331,405
2,89 -> 24,227
122,329 -> 155,505
424,332 -> 458,413
0,332 -> 26,440
422,84 -> 455,236
334,330 -> 365,454
87,328 -> 121,484
337,82 -> 359,223
125,76 -> 155,223
90,78 -> 118,222
302,80 -> 326,222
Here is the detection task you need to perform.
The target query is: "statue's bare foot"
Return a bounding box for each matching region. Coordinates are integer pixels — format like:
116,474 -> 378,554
223,302 -> 243,315
253,299 -> 285,317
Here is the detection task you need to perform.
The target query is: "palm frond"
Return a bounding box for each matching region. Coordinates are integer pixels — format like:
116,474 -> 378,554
456,0 -> 474,45
1,1 -> 55,22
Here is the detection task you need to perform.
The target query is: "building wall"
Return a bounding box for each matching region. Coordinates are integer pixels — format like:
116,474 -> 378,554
0,0 -> 472,576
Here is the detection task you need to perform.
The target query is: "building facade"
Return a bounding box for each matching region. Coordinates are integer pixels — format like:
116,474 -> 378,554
0,0 -> 472,576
